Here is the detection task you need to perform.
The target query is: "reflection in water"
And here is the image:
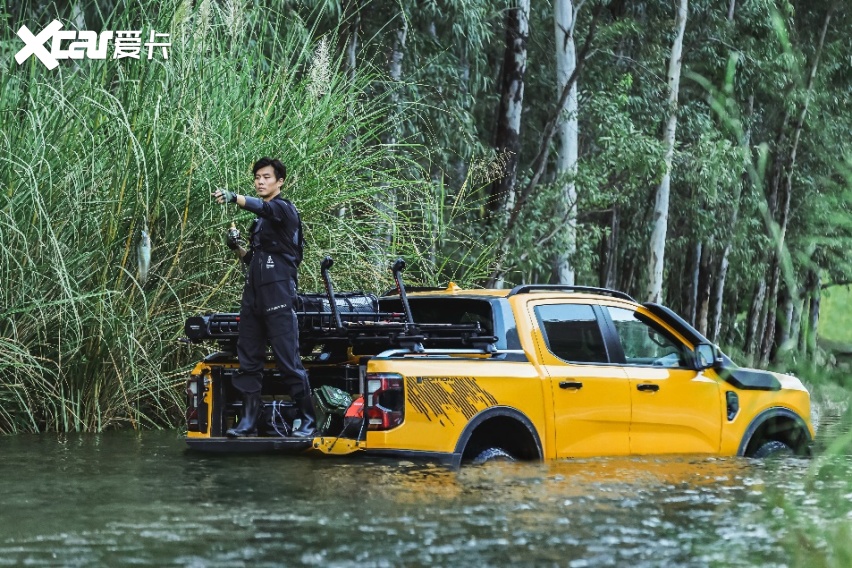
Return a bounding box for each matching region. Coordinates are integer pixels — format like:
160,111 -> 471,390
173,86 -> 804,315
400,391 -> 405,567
1,418 -> 850,567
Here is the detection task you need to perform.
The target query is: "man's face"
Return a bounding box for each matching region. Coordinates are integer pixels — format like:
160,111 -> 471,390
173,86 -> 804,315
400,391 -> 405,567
254,165 -> 283,201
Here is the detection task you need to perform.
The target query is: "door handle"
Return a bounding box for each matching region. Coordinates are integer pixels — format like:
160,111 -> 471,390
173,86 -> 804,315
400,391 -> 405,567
637,383 -> 660,392
559,381 -> 583,390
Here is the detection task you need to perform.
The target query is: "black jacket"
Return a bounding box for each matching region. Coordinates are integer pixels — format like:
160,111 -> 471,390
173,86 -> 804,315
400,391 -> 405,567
242,195 -> 303,281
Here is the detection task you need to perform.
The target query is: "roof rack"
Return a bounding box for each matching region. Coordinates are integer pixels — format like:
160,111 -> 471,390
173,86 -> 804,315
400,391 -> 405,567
183,257 -> 499,356
506,284 -> 636,302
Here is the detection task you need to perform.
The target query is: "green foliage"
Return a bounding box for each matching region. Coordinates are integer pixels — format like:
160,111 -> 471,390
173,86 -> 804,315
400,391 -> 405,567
821,286 -> 852,345
0,0 -> 451,433
761,374 -> 852,567
1,0 -> 850,432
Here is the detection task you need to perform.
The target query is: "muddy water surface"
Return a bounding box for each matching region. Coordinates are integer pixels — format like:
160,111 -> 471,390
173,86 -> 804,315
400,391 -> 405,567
1,417 -> 850,567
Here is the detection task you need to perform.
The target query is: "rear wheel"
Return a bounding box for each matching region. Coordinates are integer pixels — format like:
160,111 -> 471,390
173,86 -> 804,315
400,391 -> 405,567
473,447 -> 515,464
752,440 -> 794,459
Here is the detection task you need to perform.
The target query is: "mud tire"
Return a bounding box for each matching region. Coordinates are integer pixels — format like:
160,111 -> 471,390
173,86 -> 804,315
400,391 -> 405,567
472,447 -> 516,464
752,440 -> 794,459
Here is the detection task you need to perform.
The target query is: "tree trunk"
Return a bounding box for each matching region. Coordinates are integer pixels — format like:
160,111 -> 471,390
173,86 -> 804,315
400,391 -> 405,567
623,260 -> 636,298
376,15 -> 408,255
760,251 -> 786,367
797,289 -> 809,354
772,286 -> 794,360
645,0 -> 688,303
455,46 -> 471,186
599,207 -> 618,289
789,292 -> 800,346
72,3 -> 86,28
553,0 -> 579,285
807,274 -> 821,362
685,241 -> 701,325
485,0 -> 530,288
711,94 -> 754,344
488,0 -> 530,217
697,242 -> 713,336
745,279 -> 766,358
339,0 -> 361,219
486,5 -> 604,286
723,286 -> 740,347
388,21 -> 407,100
344,0 -> 360,81
711,244 -> 730,343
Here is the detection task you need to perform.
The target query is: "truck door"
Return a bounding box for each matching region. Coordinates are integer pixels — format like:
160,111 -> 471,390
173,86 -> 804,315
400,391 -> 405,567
603,306 -> 722,455
530,302 -> 631,458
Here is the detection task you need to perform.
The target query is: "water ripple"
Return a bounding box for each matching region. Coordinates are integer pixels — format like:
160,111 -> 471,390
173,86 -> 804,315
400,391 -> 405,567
0,419 -> 850,567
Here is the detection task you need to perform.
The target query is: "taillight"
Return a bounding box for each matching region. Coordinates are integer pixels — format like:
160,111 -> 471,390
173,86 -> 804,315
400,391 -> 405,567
186,375 -> 201,431
365,373 -> 404,430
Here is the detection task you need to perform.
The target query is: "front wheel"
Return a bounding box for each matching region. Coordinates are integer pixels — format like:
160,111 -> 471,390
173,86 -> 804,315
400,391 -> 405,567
752,440 -> 794,459
473,447 -> 516,464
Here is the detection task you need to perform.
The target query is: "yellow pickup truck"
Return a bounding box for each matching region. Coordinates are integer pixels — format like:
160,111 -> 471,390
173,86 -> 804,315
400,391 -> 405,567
183,259 -> 814,466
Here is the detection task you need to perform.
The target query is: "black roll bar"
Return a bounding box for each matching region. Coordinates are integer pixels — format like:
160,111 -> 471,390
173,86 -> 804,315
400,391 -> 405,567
391,258 -> 415,325
320,256 -> 343,329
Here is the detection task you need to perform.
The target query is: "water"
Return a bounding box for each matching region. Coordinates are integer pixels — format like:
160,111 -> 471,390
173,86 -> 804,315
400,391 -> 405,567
1,418 -> 850,567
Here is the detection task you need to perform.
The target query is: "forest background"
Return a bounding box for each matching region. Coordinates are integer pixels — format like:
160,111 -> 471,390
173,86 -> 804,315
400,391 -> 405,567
0,0 -> 849,434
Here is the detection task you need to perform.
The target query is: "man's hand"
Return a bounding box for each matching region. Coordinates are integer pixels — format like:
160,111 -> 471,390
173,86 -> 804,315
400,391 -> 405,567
226,227 -> 245,251
212,188 -> 237,204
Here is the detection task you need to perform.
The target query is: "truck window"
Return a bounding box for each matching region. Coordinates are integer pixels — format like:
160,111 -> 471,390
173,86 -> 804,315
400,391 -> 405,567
379,297 -> 493,334
606,306 -> 691,368
534,304 -> 609,364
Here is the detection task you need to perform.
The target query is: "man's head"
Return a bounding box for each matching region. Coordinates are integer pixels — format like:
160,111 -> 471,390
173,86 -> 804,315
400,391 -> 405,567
252,157 -> 287,201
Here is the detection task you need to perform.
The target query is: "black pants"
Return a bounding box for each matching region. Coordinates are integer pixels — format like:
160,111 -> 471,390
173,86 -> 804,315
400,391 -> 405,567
233,276 -> 310,402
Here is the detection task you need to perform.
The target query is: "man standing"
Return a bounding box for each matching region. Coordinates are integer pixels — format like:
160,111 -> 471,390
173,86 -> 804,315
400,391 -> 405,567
212,157 -> 316,438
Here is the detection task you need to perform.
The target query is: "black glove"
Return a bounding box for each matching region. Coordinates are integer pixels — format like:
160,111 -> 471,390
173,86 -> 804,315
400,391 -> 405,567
213,188 -> 237,204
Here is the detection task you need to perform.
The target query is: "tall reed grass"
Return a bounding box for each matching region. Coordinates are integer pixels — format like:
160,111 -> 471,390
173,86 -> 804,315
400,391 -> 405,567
0,1 -> 482,433
768,403 -> 852,567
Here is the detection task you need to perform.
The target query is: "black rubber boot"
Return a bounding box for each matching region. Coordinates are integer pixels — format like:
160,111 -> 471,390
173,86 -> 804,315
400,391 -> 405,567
291,394 -> 316,438
226,393 -> 261,438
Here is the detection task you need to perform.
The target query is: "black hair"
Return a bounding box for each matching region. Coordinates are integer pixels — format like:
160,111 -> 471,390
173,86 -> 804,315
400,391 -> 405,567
253,157 -> 287,182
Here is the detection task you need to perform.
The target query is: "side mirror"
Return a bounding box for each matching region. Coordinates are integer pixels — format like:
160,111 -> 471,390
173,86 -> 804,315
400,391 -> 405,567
694,342 -> 722,371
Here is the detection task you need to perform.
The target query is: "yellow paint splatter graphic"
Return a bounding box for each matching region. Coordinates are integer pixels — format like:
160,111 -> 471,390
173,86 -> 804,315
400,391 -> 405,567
406,376 -> 498,425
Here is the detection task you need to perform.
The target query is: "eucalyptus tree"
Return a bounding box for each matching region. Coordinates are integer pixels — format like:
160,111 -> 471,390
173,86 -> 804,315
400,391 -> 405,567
374,3 -> 408,255
553,0 -> 580,285
343,0 -> 361,79
645,0 -> 688,304
659,0 -> 762,336
485,2 -> 605,287
488,0 -> 530,222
